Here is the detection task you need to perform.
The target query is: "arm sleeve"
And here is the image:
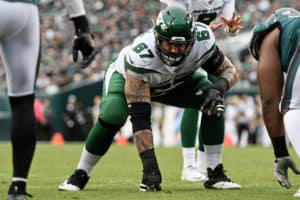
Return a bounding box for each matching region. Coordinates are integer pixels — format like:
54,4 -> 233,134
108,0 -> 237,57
63,0 -> 86,18
201,45 -> 225,74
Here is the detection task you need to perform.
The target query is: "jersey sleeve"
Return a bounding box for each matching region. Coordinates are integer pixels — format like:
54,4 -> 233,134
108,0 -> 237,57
124,44 -> 161,83
193,23 -> 225,74
193,23 -> 217,63
222,0 -> 235,20
63,0 -> 86,18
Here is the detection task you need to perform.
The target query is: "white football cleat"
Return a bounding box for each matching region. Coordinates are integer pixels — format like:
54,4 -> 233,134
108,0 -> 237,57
294,188 -> 300,197
204,164 -> 241,189
59,180 -> 81,191
181,166 -> 208,182
58,169 -> 89,191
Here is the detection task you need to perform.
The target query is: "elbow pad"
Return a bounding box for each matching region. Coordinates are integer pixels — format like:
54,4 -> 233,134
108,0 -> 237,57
128,102 -> 152,133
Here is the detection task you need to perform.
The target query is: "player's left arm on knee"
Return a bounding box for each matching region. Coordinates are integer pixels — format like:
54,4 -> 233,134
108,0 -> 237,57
201,45 -> 241,91
199,46 -> 240,115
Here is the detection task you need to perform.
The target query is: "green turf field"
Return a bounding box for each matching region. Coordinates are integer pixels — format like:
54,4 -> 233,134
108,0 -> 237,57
0,143 -> 299,200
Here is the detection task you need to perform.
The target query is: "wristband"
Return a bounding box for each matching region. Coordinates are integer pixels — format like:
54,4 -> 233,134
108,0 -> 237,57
71,15 -> 90,34
213,77 -> 230,93
271,136 -> 289,158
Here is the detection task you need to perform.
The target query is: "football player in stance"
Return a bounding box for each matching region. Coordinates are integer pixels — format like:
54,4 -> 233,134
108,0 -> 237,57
0,0 -> 96,199
59,4 -> 241,192
249,7 -> 300,198
161,0 -> 243,182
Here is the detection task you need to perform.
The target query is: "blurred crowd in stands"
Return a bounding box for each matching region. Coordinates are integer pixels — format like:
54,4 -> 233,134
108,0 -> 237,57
1,0 -> 299,145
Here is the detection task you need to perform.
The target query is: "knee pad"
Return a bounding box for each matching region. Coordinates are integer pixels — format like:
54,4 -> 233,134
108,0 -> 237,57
98,117 -> 122,132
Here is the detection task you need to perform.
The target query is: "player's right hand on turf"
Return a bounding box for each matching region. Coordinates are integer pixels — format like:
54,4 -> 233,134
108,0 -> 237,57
139,170 -> 162,192
274,156 -> 300,188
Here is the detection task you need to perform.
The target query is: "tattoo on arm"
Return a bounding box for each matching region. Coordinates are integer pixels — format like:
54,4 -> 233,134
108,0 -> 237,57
125,72 -> 151,103
134,130 -> 154,153
125,72 -> 153,152
215,56 -> 240,88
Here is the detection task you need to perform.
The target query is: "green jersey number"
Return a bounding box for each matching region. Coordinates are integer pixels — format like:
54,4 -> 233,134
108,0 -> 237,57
133,43 -> 154,58
196,30 -> 210,41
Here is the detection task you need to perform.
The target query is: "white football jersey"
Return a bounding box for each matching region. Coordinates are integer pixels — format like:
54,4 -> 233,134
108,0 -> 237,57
160,0 -> 235,24
108,23 -> 216,96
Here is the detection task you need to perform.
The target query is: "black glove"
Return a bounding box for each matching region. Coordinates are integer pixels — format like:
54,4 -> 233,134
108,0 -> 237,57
140,170 -> 162,192
197,77 -> 229,116
71,15 -> 97,68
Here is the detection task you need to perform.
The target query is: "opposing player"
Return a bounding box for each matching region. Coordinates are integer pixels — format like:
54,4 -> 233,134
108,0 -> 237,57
161,0 -> 243,182
59,4 -> 241,192
249,7 -> 300,197
0,0 -> 96,199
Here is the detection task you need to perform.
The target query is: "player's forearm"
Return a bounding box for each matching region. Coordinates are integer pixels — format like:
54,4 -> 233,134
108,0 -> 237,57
125,72 -> 153,153
261,98 -> 285,138
215,56 -> 241,89
63,0 -> 91,35
125,72 -> 151,103
134,130 -> 155,153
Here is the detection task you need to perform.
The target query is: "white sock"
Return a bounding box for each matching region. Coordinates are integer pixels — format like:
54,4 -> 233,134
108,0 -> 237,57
77,147 -> 102,176
12,177 -> 27,182
204,144 -> 222,170
284,109 -> 300,158
182,147 -> 196,167
196,150 -> 207,170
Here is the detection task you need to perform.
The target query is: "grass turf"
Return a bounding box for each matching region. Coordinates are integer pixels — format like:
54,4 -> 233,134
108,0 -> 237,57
0,143 -> 299,200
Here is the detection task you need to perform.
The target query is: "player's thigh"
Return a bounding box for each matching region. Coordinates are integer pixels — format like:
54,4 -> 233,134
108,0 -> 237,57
153,72 -> 212,109
100,70 -> 128,125
0,4 -> 39,97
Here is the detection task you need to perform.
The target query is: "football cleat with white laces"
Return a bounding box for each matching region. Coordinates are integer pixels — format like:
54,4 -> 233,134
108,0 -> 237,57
204,164 -> 241,189
181,166 -> 208,182
58,169 -> 89,191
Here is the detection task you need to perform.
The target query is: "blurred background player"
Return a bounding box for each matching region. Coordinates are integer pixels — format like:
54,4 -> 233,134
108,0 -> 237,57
160,0 -> 243,182
58,4 -> 241,192
0,0 -> 96,199
249,7 -> 300,198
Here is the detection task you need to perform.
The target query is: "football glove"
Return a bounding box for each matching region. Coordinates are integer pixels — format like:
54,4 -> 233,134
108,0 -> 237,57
71,15 -> 97,68
139,170 -> 162,192
197,78 -> 229,116
274,156 -> 300,189
198,87 -> 224,116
